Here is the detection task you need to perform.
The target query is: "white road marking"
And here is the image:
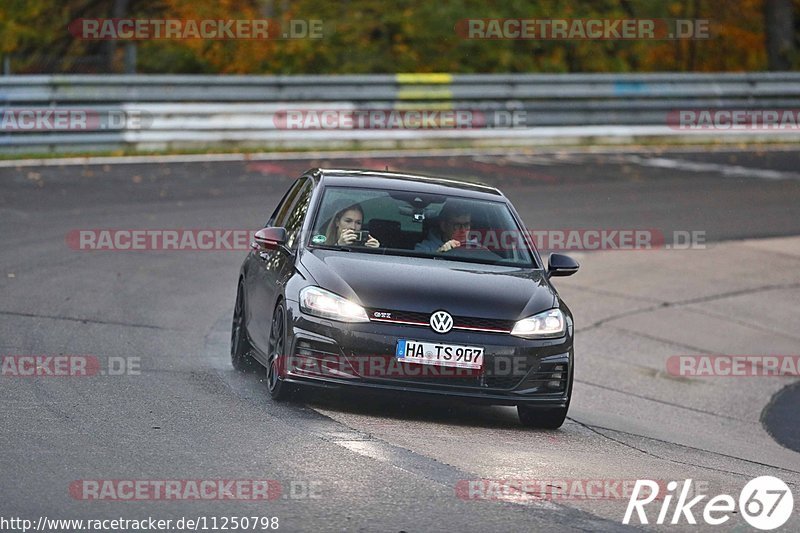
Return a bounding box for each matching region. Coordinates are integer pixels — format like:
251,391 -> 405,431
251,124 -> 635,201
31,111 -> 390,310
622,155 -> 800,180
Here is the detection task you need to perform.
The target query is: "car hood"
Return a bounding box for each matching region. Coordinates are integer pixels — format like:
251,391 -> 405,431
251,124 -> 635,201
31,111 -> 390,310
299,249 -> 556,320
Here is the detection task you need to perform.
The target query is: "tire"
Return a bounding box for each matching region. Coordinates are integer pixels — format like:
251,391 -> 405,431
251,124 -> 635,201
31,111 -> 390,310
517,371 -> 572,429
517,404 -> 568,429
266,301 -> 293,401
231,281 -> 258,372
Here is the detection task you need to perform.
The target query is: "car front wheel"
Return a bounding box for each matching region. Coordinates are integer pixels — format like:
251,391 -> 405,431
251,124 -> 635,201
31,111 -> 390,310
517,404 -> 568,429
231,281 -> 257,372
266,302 -> 292,401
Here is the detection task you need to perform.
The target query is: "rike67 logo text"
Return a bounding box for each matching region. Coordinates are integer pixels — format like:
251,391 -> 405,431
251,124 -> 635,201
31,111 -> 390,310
624,477 -> 794,530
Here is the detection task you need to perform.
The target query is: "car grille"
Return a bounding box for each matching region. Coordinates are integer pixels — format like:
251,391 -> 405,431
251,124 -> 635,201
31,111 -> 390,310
292,337 -> 568,394
369,309 -> 515,333
347,353 -> 568,393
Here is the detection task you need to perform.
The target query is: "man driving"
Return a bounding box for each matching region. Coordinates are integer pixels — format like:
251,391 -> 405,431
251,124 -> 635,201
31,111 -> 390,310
415,199 -> 474,253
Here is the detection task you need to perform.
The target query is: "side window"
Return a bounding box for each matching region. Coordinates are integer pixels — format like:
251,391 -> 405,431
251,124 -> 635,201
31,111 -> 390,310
283,180 -> 313,250
269,179 -> 304,227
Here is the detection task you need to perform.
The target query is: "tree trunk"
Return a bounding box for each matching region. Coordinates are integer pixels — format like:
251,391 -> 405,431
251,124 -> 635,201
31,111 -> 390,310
103,0 -> 131,72
764,0 -> 795,70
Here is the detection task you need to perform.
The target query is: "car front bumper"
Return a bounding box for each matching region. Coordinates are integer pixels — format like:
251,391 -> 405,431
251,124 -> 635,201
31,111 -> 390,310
282,299 -> 573,407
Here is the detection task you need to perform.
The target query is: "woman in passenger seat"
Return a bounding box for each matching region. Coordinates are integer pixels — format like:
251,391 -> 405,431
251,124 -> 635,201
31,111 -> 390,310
324,203 -> 380,248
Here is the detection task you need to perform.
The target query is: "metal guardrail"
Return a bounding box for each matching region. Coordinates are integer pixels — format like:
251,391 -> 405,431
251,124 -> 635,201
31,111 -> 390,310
2,73 -> 800,153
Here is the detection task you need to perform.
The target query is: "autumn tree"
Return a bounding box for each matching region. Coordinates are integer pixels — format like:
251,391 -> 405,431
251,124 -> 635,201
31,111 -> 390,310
0,0 -> 796,74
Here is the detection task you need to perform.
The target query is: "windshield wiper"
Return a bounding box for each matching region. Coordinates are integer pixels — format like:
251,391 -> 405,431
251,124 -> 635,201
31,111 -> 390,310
311,244 -> 386,255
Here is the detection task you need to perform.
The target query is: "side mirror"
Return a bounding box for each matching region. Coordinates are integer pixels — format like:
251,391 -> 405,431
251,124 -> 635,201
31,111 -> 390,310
252,227 -> 287,252
547,253 -> 579,278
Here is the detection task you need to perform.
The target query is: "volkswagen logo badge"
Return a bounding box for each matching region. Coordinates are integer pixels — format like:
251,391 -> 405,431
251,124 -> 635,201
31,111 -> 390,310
429,310 -> 454,334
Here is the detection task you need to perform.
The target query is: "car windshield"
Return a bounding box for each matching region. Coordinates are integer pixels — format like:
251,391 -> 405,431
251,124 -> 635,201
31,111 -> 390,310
307,185 -> 538,268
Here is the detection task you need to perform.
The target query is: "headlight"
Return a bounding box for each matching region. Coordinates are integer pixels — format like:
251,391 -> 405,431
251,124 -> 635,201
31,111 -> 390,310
511,309 -> 566,338
299,286 -> 369,323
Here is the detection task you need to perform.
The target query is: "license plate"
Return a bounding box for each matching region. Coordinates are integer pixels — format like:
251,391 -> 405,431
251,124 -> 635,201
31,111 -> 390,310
396,339 -> 484,369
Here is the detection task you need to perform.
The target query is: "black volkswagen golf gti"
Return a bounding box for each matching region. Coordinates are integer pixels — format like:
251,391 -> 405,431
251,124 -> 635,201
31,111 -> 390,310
232,169 -> 579,428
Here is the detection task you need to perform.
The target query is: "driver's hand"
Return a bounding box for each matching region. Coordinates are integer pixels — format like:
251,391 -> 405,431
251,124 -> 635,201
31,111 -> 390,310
365,235 -> 380,248
337,229 -> 357,245
437,239 -> 461,253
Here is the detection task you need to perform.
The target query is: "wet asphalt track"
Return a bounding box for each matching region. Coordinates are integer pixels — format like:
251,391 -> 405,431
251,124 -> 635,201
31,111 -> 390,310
1,146 -> 799,532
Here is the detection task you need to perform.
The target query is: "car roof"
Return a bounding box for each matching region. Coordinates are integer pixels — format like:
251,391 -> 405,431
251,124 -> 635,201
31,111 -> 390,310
307,168 -> 505,200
